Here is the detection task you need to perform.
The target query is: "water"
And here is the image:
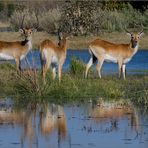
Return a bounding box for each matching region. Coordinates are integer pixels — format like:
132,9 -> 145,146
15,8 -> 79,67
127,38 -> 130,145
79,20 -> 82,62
0,50 -> 148,148
0,98 -> 148,148
18,49 -> 148,75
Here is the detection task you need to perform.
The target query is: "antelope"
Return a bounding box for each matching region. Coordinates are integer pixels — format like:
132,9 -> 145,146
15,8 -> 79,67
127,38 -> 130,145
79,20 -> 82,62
85,29 -> 143,79
40,31 -> 69,83
0,15 -> 38,72
39,105 -> 66,138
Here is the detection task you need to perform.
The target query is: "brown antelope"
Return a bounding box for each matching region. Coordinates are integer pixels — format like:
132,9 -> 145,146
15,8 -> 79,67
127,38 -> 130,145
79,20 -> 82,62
85,29 -> 143,79
39,105 -> 66,138
40,31 -> 69,83
0,15 -> 38,72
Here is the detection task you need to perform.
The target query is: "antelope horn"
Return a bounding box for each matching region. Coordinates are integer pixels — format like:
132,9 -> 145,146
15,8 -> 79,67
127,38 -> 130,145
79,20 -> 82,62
125,28 -> 132,35
20,14 -> 25,29
35,12 -> 39,29
57,28 -> 62,46
58,28 -> 63,41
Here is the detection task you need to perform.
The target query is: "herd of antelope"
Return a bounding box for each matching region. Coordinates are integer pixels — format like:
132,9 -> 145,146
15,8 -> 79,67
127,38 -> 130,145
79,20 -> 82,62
0,17 -> 143,83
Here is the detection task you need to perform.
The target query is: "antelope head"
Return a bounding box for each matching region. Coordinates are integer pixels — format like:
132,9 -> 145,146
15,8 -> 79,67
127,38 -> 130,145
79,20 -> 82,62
57,31 -> 70,48
19,13 -> 39,41
126,28 -> 143,48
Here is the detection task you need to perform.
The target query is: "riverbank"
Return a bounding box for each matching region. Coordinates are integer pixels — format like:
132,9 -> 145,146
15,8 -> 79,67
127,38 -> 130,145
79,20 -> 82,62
0,31 -> 148,49
0,63 -> 147,108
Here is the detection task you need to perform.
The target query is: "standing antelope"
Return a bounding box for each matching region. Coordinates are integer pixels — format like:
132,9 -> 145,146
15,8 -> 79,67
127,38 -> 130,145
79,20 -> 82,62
0,15 -> 38,72
85,29 -> 143,79
40,32 -> 69,83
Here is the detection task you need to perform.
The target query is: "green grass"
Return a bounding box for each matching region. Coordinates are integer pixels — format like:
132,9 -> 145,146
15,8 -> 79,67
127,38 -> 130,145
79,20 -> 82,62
0,61 -> 147,109
129,69 -> 148,73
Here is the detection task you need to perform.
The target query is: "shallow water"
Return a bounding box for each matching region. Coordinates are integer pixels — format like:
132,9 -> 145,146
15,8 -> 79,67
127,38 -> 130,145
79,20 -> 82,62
0,98 -> 148,148
1,49 -> 147,75
20,49 -> 148,75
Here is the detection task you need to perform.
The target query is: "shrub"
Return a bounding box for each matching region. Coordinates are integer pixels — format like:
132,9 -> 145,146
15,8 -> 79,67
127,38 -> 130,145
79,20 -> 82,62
39,8 -> 61,33
9,2 -> 148,33
121,3 -> 145,29
10,9 -> 39,30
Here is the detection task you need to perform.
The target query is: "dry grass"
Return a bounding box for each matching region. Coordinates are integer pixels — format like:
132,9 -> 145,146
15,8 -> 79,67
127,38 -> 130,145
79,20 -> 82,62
0,31 -> 147,49
0,21 -> 10,28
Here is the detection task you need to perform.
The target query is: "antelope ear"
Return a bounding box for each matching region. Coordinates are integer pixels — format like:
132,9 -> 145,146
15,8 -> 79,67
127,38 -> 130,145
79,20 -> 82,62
19,29 -> 24,33
59,32 -> 63,40
138,32 -> 143,38
126,32 -> 132,37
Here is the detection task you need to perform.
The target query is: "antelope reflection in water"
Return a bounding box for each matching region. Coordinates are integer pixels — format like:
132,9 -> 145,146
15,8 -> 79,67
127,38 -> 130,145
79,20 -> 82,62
39,105 -> 67,138
0,102 -> 67,147
89,100 -> 140,132
0,105 -> 35,147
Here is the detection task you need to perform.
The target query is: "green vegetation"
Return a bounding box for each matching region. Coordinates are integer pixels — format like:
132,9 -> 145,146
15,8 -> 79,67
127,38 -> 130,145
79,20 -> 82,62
0,59 -> 147,109
0,1 -> 147,111
0,1 -> 147,34
9,2 -> 148,34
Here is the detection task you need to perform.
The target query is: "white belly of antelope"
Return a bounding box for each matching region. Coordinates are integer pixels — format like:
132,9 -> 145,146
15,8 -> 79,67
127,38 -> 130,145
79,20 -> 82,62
104,54 -> 132,64
104,54 -> 117,63
0,53 -> 14,60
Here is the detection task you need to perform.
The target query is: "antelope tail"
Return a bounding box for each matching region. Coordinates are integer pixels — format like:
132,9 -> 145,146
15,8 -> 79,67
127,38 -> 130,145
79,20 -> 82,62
89,48 -> 97,64
40,47 -> 46,67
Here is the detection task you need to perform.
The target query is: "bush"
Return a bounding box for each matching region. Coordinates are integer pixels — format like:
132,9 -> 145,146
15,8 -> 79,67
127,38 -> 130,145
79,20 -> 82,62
95,9 -> 127,32
9,2 -> 148,33
10,9 -> 39,30
121,4 -> 146,29
10,8 -> 61,33
93,4 -> 146,32
40,8 -> 61,33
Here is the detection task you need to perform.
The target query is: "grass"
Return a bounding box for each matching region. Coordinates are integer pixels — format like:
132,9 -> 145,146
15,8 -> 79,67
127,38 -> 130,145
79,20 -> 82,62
0,21 -> 10,28
0,31 -> 148,49
0,60 -> 147,109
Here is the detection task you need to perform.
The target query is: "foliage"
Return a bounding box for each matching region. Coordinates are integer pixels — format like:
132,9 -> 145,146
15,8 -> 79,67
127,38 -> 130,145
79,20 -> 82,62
0,61 -> 147,108
8,1 -> 148,34
70,57 -> 85,76
7,3 -> 15,17
40,8 -> 62,33
10,9 -> 39,30
59,1 -> 148,34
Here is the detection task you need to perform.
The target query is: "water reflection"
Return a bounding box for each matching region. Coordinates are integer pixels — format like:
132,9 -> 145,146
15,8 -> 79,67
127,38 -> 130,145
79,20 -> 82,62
39,105 -> 66,138
0,98 -> 147,148
90,100 -> 140,131
0,99 -> 67,148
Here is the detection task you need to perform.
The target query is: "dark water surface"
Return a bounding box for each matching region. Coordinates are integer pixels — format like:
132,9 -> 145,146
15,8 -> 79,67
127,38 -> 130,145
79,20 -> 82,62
0,98 -> 148,148
0,49 -> 148,75
22,49 -> 148,75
